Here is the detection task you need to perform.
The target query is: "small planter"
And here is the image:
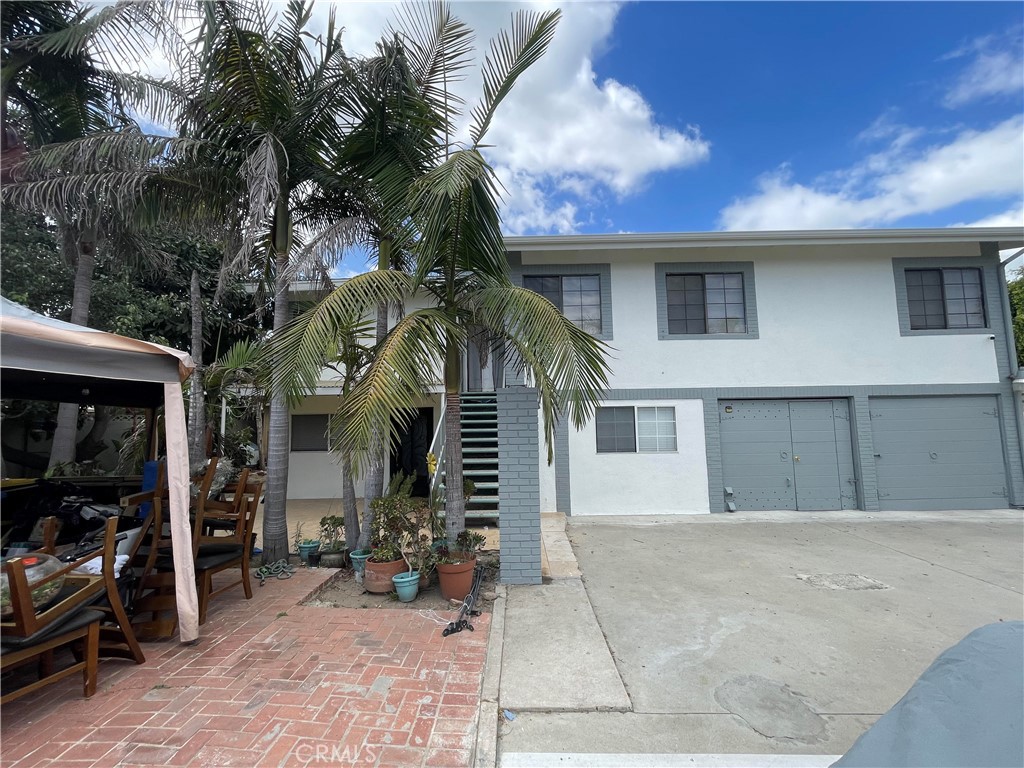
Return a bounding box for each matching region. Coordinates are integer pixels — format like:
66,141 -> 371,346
392,571 -> 420,602
307,550 -> 322,568
437,557 -> 476,601
319,550 -> 347,569
364,558 -> 406,593
349,549 -> 371,575
297,541 -> 320,565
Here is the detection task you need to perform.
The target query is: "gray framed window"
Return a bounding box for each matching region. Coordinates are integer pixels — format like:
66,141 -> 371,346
656,262 -> 758,340
893,257 -> 994,336
666,272 -> 746,334
596,407 -> 636,453
524,274 -> 602,336
291,414 -> 329,452
512,261 -> 613,341
906,268 -> 985,330
596,406 -> 677,453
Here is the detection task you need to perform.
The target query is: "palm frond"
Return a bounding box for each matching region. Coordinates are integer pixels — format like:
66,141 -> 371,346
333,307 -> 458,464
259,268 -> 419,404
475,280 -> 612,460
469,9 -> 560,145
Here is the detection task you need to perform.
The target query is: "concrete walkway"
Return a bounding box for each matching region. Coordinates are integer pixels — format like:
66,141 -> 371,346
2,566 -> 490,767
491,509 -> 1024,767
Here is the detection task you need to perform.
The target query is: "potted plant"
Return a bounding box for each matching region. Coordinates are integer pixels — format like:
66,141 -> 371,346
363,476 -> 416,594
293,522 -> 320,566
436,529 -> 485,601
318,515 -> 347,568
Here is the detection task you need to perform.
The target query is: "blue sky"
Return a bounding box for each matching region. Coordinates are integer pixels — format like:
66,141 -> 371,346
134,1 -> 1023,240
565,1 -> 1023,234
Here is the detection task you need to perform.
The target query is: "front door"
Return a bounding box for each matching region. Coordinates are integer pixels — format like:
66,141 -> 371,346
390,408 -> 434,497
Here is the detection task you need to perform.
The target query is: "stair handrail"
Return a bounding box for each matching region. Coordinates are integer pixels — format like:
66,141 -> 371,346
428,405 -> 446,499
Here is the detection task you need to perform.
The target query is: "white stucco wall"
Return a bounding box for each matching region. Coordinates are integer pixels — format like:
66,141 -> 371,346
567,399 -> 709,515
523,241 -> 1000,390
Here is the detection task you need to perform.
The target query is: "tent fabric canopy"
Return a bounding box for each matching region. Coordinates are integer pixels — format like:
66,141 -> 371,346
0,297 -> 200,643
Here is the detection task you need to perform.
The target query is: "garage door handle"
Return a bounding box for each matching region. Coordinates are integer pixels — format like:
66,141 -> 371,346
874,453 -> 882,457
794,455 -> 800,462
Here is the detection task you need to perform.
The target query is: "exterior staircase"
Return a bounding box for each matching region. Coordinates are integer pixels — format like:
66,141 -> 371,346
455,392 -> 499,520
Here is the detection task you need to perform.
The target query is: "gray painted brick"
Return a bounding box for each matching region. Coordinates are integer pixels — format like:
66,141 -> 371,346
498,387 -> 542,583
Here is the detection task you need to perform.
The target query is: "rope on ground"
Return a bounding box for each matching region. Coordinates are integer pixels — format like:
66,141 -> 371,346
254,559 -> 296,587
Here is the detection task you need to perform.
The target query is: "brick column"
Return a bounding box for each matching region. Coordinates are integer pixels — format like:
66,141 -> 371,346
497,387 -> 542,584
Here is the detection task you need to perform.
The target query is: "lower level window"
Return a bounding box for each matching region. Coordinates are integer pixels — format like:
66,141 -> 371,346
596,406 -> 677,453
292,414 -> 329,451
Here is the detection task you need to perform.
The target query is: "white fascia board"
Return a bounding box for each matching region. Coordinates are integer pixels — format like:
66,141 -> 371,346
504,227 -> 1024,252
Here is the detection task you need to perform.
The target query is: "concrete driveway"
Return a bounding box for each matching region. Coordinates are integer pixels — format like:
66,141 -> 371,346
496,510 -> 1023,764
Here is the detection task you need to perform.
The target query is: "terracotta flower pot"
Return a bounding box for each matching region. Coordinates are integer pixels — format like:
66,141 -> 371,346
364,558 -> 406,593
437,557 -> 476,601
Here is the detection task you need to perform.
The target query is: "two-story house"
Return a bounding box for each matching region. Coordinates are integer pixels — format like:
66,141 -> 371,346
286,227 -> 1024,582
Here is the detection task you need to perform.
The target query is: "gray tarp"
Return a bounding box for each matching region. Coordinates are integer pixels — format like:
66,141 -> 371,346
834,621 -> 1024,768
0,296 -> 200,642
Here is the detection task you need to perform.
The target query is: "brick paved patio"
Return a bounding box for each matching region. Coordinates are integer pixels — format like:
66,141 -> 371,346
0,567 -> 490,767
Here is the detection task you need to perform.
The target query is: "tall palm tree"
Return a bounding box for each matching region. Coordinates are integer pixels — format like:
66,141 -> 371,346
170,0 -> 362,562
318,3 -> 473,547
268,7 -> 612,542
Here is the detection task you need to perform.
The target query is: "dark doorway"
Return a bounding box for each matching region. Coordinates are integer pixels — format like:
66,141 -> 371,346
391,407 -> 434,497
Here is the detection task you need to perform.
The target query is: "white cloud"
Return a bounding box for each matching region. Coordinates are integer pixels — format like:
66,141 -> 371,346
942,28 -> 1024,108
718,115 -> 1024,231
330,1 -> 709,234
953,203 -> 1024,228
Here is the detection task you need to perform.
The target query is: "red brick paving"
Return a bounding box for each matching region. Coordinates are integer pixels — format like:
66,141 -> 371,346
1,568 -> 489,767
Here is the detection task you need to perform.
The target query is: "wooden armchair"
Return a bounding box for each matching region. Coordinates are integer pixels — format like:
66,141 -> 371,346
0,516 -> 125,704
190,471 -> 264,624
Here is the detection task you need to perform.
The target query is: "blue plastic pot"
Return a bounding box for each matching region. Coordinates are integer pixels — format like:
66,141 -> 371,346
349,549 -> 371,575
392,570 -> 420,602
297,541 -> 320,565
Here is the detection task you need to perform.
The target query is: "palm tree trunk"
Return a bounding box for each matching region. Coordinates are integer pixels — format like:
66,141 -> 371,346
358,237 -> 392,549
443,340 -> 466,543
262,249 -> 292,563
48,226 -> 95,469
187,270 -> 206,469
341,447 -> 359,551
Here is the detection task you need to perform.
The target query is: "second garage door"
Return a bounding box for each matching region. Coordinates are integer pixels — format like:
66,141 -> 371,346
870,396 -> 1008,510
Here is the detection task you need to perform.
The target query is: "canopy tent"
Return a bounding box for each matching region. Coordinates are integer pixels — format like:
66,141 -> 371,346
0,296 -> 199,642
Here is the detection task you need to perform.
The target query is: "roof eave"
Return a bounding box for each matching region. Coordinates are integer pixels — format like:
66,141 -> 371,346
504,227 -> 1024,251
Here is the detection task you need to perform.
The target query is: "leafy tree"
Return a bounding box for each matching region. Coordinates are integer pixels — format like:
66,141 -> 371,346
268,7 -> 612,543
1,0 -> 181,467
1008,268 -> 1024,368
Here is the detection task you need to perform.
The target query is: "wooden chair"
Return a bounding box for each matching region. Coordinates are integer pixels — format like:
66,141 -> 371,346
0,517 -> 123,704
189,471 -> 264,624
121,463 -> 178,640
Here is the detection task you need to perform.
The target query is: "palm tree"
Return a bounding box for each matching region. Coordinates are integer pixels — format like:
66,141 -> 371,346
319,3 -> 473,547
168,0 -> 362,562
268,7 -> 612,542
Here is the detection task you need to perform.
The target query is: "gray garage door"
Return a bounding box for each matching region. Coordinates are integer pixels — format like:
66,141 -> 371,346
870,396 -> 1008,510
719,399 -> 858,511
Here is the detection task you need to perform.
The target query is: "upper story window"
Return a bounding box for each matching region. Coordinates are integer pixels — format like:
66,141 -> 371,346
892,257 -> 993,337
906,268 -> 985,330
666,272 -> 746,334
523,272 -> 606,337
656,261 -> 759,340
